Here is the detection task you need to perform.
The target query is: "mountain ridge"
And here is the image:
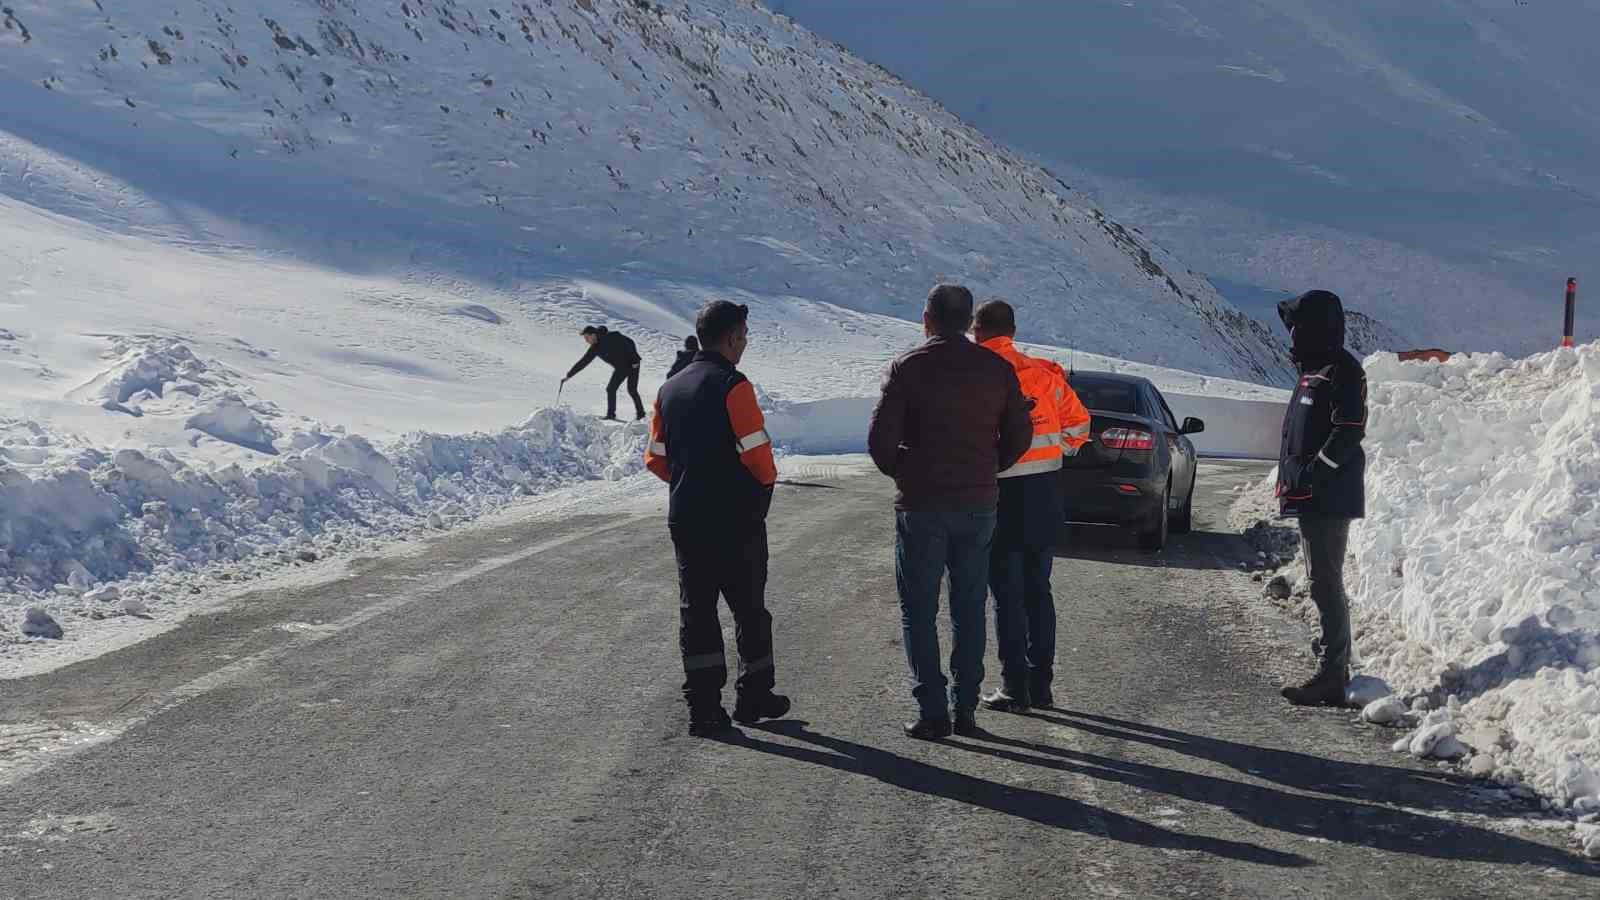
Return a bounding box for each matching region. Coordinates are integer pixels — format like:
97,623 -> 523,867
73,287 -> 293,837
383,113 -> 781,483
1,0 -> 1291,383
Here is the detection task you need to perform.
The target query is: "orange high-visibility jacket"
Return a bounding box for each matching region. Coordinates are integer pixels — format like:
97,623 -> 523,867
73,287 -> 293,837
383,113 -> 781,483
980,337 -> 1091,478
1039,358 -> 1091,452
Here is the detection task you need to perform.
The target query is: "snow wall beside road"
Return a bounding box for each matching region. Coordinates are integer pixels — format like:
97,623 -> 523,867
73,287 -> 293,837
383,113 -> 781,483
765,395 -> 1285,460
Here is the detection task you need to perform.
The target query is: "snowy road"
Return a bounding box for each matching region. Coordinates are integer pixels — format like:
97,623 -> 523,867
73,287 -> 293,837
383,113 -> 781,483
2,461 -> 1595,898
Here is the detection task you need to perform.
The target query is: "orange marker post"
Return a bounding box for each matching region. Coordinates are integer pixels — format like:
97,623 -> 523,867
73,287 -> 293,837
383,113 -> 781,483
1563,278 -> 1578,348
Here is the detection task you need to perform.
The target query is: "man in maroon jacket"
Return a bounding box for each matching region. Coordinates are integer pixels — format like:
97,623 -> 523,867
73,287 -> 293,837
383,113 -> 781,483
868,284 -> 1033,738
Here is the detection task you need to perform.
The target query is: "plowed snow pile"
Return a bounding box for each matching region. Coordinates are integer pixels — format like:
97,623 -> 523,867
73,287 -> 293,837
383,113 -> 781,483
0,405 -> 648,662
1355,346 -> 1600,807
1241,343 -> 1600,832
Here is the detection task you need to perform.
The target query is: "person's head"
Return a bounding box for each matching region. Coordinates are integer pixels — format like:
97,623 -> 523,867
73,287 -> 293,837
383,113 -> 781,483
1277,290 -> 1346,363
695,300 -> 750,364
923,284 -> 974,338
683,335 -> 700,353
580,325 -> 607,347
972,298 -> 1017,344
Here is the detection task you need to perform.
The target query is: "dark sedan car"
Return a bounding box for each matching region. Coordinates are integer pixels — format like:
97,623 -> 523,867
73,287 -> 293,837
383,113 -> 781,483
1059,372 -> 1204,550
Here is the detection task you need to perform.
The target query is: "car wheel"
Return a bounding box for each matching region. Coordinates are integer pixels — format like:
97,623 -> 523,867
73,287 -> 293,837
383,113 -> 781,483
1138,481 -> 1170,551
1172,472 -> 1195,534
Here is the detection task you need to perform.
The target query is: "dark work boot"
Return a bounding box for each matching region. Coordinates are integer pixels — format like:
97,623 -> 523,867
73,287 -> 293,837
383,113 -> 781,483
953,709 -> 983,737
688,705 -> 736,736
1029,673 -> 1055,710
1281,665 -> 1350,707
733,692 -> 791,725
904,717 -> 953,740
981,688 -> 1030,713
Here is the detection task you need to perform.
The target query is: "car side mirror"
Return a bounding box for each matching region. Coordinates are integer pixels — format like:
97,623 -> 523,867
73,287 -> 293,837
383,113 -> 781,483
1180,417 -> 1205,435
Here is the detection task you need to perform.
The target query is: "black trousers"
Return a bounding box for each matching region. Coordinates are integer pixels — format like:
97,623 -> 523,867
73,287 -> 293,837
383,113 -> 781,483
606,363 -> 645,418
670,523 -> 775,707
989,545 -> 1056,700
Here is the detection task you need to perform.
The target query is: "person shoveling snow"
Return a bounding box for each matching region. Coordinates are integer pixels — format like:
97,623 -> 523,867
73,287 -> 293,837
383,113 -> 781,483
563,325 -> 646,422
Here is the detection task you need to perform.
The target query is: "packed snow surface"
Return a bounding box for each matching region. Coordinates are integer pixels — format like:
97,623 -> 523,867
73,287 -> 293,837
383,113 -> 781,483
1238,343 -> 1600,816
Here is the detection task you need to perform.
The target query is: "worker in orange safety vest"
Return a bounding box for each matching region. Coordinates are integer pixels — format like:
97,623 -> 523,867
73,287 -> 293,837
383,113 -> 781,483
973,298 -> 1090,711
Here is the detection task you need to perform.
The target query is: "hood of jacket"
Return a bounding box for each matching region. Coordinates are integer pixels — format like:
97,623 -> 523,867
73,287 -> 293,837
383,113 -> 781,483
1278,290 -> 1346,367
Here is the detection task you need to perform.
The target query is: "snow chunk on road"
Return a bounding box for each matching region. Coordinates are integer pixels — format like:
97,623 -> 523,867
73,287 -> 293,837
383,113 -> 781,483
82,585 -> 120,604
1402,711 -> 1470,761
1556,756 -> 1600,809
21,608 -> 62,640
1346,675 -> 1392,708
1578,823 -> 1600,859
1361,695 -> 1409,726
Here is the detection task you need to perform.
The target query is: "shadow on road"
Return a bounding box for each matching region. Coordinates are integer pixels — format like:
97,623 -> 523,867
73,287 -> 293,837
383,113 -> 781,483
729,720 -> 1312,869
957,711 -> 1598,876
1054,526 -> 1245,572
1043,711 -> 1483,811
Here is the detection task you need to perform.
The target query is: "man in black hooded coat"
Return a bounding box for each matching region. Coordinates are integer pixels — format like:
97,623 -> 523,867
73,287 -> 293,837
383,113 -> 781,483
1275,289 -> 1367,706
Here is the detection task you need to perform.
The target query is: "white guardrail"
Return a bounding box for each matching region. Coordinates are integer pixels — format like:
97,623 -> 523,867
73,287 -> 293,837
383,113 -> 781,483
1164,394 -> 1285,460
764,394 -> 1287,462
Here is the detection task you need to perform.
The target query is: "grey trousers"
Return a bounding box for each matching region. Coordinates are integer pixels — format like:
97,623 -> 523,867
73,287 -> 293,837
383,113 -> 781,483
1299,516 -> 1353,672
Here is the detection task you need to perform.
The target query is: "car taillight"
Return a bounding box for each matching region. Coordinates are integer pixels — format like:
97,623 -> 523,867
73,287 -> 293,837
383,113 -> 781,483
1101,427 -> 1154,451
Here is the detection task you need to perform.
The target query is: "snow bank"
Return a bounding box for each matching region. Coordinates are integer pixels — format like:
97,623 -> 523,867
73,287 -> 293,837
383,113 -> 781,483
1236,344 -> 1600,817
1350,345 -> 1600,809
1,409 -> 646,647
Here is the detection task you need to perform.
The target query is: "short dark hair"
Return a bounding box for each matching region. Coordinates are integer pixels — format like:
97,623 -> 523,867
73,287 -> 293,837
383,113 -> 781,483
580,325 -> 605,337
683,335 -> 699,351
925,284 -> 974,335
974,298 -> 1016,335
695,300 -> 749,347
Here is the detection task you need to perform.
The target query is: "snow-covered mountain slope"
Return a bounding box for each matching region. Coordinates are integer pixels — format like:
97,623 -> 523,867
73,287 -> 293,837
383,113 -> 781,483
769,0 -> 1600,356
1,1 -> 1294,656
0,0 -> 1285,382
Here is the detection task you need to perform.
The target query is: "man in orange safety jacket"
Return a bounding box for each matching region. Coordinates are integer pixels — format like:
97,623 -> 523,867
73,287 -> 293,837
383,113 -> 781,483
644,300 -> 791,736
973,298 -> 1090,711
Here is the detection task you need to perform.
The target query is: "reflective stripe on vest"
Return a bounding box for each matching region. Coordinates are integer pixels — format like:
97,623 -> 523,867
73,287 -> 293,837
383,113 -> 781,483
736,429 -> 771,454
998,454 -> 1065,479
649,441 -> 667,456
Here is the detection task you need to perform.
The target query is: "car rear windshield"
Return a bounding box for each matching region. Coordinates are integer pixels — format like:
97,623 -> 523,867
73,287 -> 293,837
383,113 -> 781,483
1069,377 -> 1140,414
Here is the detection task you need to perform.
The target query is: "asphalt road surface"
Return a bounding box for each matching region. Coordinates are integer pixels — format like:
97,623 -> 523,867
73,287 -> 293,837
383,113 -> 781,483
2,460 -> 1596,899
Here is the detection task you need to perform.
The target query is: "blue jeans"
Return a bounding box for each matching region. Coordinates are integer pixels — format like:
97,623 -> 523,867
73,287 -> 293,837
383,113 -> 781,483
990,547 -> 1056,701
895,509 -> 996,720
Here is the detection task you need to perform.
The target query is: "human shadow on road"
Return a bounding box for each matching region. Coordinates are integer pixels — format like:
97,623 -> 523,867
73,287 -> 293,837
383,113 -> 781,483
1054,525 -> 1244,572
955,720 -> 1598,876
724,720 -> 1312,869
1039,710 -> 1488,816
